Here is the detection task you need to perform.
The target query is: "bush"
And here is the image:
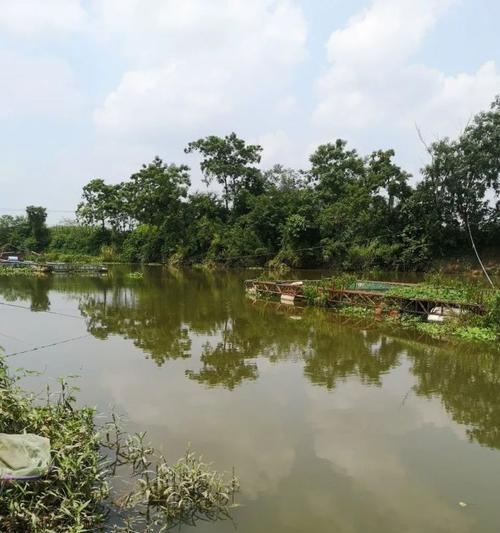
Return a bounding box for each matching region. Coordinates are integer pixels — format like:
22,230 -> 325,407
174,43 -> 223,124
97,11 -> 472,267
485,293 -> 500,330
343,241 -> 400,271
0,367 -> 109,532
48,225 -> 111,256
121,225 -> 163,263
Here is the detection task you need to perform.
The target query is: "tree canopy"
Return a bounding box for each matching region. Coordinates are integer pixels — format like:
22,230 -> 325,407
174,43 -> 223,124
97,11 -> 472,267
3,97 -> 499,270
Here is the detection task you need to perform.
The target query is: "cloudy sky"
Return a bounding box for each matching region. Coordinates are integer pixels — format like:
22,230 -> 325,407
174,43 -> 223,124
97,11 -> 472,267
1,0 -> 499,222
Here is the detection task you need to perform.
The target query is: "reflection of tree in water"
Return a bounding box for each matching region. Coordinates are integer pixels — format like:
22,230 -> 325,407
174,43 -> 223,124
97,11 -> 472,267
3,268 -> 500,450
302,323 -> 402,390
185,309 -> 308,389
185,317 -> 259,389
0,276 -> 51,311
184,302 -> 405,390
186,342 -> 258,390
76,269 -> 243,365
410,346 -> 500,450
78,288 -> 192,365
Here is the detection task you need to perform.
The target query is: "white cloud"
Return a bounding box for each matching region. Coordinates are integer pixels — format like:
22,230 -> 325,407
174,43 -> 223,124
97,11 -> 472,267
276,95 -> 298,116
0,0 -> 86,35
313,0 -> 500,172
94,62 -> 233,137
411,61 -> 500,138
255,130 -> 294,167
93,0 -> 307,138
0,51 -> 83,119
306,381 -> 471,532
326,0 -> 455,71
90,0 -> 305,66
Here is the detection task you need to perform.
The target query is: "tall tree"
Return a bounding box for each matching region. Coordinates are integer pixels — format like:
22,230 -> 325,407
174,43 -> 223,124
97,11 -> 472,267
127,157 -> 191,226
421,96 -> 500,283
25,206 -> 49,251
185,133 -> 262,209
76,179 -> 123,229
309,139 -> 365,202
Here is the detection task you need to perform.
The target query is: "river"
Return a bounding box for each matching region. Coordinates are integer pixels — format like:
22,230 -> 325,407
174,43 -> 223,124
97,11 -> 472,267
1,267 -> 499,532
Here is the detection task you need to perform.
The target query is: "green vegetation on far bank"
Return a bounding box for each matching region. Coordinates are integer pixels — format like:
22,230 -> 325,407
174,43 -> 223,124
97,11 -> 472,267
2,96 -> 500,271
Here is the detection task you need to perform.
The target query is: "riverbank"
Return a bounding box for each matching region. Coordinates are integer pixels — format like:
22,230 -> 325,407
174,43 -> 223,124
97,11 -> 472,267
5,246 -> 500,275
0,360 -> 238,532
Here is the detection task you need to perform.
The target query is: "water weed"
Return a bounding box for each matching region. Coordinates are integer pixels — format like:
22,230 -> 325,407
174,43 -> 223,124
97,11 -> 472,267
126,272 -> 144,280
0,267 -> 39,277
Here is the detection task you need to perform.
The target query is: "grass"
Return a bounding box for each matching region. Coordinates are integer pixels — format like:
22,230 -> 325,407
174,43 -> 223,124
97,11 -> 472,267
0,360 -> 239,532
387,314 -> 499,344
0,267 -> 40,277
385,274 -> 497,306
302,284 -> 328,306
29,252 -> 102,264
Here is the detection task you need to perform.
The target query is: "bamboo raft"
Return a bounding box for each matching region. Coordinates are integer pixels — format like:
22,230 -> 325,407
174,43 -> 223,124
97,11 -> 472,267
244,279 -> 485,317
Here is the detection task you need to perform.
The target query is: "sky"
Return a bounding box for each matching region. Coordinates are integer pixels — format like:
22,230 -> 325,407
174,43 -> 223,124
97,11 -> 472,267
1,0 -> 500,223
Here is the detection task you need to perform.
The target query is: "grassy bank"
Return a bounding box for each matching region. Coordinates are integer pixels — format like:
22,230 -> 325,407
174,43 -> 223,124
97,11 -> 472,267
0,361 -> 239,532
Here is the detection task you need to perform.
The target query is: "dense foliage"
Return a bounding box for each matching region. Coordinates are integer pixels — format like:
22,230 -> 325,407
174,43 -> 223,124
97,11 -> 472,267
2,99 -> 499,269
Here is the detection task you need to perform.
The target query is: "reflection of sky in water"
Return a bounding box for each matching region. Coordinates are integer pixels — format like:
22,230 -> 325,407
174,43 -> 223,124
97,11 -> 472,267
1,268 -> 500,532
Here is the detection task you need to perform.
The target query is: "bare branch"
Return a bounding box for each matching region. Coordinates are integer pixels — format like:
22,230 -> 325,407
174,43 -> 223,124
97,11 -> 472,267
415,123 -> 433,158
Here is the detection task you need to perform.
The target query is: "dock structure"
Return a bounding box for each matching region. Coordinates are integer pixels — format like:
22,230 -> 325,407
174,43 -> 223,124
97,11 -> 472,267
44,262 -> 108,274
0,260 -> 108,274
244,279 -> 485,318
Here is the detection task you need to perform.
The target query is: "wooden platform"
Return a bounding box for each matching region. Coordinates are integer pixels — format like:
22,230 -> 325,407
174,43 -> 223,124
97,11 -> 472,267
244,279 -> 485,317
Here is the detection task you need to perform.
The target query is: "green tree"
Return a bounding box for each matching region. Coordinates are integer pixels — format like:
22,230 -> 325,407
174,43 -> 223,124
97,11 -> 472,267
309,139 -> 365,202
0,215 -> 29,248
185,133 -> 263,209
417,96 -> 500,274
127,157 -> 190,226
25,206 -> 49,251
76,179 -> 124,230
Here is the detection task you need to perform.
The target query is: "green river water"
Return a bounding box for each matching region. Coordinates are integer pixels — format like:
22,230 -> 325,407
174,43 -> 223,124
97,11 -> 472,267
1,267 -> 499,532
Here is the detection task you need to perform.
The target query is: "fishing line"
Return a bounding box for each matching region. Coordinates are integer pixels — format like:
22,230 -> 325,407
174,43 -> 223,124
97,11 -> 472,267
0,301 -> 83,320
4,334 -> 91,358
0,330 -> 25,342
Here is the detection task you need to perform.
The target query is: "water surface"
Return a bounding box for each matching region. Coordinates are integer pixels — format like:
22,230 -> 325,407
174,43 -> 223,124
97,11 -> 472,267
1,267 -> 499,532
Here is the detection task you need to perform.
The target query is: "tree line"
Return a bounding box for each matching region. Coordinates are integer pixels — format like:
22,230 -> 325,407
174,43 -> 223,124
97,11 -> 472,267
2,97 -> 499,270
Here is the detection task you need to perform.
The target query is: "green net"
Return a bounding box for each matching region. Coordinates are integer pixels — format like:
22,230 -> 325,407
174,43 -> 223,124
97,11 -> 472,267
354,281 -> 405,292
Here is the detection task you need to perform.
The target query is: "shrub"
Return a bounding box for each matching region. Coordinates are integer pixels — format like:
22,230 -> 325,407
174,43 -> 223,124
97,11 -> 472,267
121,225 -> 163,263
485,293 -> 500,330
0,368 -> 109,532
48,225 -> 110,256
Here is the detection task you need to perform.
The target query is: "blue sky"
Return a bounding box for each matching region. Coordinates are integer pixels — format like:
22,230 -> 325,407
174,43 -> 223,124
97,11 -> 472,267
1,0 -> 499,223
